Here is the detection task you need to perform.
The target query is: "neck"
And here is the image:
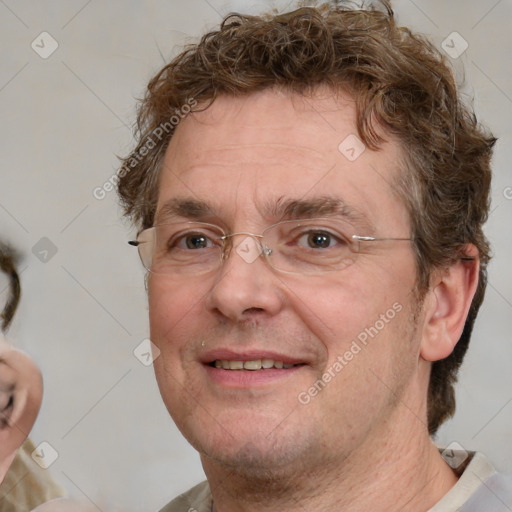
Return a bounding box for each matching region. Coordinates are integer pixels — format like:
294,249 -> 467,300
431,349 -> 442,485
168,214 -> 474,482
202,406 -> 457,512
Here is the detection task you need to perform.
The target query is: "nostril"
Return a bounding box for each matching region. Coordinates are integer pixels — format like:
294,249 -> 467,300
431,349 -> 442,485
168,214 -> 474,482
243,307 -> 265,314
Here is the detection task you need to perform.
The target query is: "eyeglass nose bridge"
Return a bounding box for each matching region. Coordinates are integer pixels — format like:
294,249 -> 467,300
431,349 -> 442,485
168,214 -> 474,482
220,232 -> 273,263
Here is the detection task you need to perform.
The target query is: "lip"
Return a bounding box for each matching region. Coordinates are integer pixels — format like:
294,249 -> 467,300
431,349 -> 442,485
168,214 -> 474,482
200,349 -> 305,366
204,364 -> 304,388
200,348 -> 308,389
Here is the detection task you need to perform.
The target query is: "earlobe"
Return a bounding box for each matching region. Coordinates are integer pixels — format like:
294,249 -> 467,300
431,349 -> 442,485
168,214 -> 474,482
420,245 -> 480,362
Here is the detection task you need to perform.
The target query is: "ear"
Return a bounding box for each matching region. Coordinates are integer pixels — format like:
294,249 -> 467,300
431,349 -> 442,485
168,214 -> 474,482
420,245 -> 480,362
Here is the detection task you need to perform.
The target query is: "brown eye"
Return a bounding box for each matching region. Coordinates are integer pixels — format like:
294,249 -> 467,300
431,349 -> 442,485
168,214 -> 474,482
172,232 -> 216,250
307,232 -> 332,249
297,230 -> 343,249
184,234 -> 210,249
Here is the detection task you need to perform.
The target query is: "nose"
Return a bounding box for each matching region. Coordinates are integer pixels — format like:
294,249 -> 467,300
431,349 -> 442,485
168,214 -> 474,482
204,234 -> 285,323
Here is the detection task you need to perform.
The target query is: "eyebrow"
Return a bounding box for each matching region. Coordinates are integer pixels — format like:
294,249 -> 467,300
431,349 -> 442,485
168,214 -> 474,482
155,198 -> 214,224
266,196 -> 376,233
155,196 -> 376,233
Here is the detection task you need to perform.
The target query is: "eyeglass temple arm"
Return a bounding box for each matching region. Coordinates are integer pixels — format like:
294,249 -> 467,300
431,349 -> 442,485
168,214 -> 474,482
352,236 -> 476,261
352,235 -> 412,242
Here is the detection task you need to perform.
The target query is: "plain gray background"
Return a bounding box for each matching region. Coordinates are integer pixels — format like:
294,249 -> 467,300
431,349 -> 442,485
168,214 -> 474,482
0,0 -> 511,510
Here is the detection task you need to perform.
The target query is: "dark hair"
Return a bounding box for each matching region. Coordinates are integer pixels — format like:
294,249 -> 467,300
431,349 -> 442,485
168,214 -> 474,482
0,243 -> 21,331
117,1 -> 495,434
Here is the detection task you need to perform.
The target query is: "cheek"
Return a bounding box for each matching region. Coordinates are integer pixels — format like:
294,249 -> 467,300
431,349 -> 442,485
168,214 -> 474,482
148,277 -> 215,391
283,273 -> 397,348
285,267 -> 417,380
292,287 -> 365,350
148,279 -> 209,414
148,276 -> 206,341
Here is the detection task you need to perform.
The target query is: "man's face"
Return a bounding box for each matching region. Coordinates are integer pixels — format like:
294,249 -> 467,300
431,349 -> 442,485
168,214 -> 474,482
148,89 -> 425,473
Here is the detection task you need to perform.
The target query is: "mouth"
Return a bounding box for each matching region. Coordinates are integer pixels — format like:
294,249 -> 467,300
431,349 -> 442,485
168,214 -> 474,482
201,350 -> 308,388
208,359 -> 301,370
201,350 -> 308,387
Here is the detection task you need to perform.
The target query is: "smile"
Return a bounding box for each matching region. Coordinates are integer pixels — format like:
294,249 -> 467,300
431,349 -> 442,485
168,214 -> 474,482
210,359 -> 298,370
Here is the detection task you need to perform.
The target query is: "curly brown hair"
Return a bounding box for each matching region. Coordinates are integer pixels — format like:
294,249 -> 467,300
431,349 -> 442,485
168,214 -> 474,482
117,1 -> 495,435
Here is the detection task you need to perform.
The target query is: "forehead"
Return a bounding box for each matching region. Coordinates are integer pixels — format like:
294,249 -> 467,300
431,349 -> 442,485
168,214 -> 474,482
156,88 -> 410,233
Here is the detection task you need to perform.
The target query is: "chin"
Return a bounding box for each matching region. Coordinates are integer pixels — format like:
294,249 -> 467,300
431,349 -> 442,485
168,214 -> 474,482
204,444 -> 301,480
190,419 -> 317,476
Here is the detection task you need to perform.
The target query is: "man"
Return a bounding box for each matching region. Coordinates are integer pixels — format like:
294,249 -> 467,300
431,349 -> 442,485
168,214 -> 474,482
118,2 -> 510,510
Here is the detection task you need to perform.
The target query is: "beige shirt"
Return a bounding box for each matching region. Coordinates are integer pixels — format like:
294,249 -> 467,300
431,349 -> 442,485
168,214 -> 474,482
428,451 -> 495,512
0,438 -> 65,512
159,451 -> 502,512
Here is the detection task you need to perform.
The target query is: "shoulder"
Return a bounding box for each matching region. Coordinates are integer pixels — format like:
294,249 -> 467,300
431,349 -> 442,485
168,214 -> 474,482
159,481 -> 212,512
430,450 -> 512,512
459,471 -> 512,511
0,439 -> 65,512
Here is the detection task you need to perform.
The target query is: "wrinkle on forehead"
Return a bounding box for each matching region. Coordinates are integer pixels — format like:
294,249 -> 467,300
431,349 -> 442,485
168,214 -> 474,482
166,88 -> 352,167
166,142 -> 332,176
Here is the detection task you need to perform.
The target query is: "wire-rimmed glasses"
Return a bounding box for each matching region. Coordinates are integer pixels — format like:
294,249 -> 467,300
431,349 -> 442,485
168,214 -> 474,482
128,218 -> 413,276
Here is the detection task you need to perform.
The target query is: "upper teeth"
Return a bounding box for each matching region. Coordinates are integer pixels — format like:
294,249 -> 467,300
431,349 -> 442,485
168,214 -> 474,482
214,359 -> 294,370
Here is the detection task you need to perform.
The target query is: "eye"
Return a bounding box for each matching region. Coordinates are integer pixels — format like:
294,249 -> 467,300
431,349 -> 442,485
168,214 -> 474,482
174,232 -> 215,250
297,230 -> 345,249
